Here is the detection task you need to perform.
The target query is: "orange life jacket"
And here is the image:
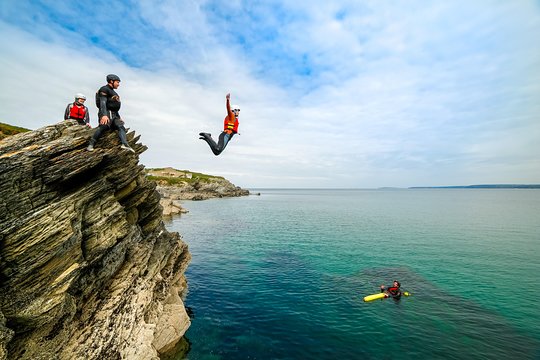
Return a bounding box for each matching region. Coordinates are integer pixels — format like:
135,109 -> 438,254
69,103 -> 87,120
223,115 -> 239,133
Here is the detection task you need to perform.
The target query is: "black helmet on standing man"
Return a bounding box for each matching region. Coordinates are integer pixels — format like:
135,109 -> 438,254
106,74 -> 121,83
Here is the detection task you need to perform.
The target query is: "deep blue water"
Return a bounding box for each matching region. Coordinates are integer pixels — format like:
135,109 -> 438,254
165,189 -> 540,359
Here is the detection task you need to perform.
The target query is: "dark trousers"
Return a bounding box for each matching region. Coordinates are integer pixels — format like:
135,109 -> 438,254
202,132 -> 234,156
90,118 -> 128,146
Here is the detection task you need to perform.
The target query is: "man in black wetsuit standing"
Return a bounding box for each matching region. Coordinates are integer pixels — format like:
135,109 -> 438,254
87,74 -> 135,152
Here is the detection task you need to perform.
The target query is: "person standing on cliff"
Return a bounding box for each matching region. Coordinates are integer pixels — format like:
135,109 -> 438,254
64,93 -> 91,127
87,74 -> 135,153
199,93 -> 240,156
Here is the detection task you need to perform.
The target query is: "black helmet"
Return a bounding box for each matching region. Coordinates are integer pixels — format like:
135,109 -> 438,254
106,74 -> 121,83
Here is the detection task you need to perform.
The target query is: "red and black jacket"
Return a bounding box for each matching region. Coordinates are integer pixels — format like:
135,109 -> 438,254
64,102 -> 89,124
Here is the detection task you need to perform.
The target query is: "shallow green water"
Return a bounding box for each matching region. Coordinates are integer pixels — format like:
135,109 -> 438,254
165,189 -> 540,359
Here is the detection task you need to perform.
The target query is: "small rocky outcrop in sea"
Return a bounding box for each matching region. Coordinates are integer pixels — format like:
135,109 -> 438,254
147,167 -> 250,203
160,198 -> 189,217
0,121 -> 191,359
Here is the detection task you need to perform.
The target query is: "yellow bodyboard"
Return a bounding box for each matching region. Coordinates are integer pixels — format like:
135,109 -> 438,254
363,293 -> 386,302
364,291 -> 411,302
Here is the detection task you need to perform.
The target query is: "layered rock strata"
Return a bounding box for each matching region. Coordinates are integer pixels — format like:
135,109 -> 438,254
0,121 -> 191,359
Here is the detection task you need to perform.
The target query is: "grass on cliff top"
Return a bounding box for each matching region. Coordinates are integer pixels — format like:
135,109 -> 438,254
0,122 -> 31,140
145,168 -> 225,185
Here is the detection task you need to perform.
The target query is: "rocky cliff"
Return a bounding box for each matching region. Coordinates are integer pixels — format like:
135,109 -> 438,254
0,121 -> 191,359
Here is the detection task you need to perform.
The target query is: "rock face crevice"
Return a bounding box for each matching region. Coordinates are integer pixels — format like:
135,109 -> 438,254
0,121 -> 191,359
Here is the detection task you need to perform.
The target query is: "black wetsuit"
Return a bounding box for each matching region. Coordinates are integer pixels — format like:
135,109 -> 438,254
89,84 -> 128,146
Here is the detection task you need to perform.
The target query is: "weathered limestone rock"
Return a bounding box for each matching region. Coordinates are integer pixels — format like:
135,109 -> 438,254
0,311 -> 13,360
0,121 -> 191,359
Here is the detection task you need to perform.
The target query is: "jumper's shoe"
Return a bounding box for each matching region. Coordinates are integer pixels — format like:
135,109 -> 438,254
120,144 -> 136,153
199,136 -> 206,140
87,144 -> 94,151
199,132 -> 211,137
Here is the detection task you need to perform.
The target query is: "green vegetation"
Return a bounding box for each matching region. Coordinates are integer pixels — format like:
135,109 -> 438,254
145,168 -> 225,186
0,122 -> 31,140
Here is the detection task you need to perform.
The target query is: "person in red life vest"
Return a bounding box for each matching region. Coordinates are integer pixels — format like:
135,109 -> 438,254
199,93 -> 239,156
87,74 -> 134,153
380,280 -> 403,299
64,93 -> 90,127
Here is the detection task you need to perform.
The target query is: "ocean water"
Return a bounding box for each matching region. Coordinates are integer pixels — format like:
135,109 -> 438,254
164,189 -> 540,359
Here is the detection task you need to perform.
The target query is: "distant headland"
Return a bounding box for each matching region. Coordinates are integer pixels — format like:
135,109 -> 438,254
409,184 -> 540,189
146,167 -> 250,217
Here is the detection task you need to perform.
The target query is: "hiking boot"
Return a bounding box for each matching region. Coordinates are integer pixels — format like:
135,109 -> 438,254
120,144 -> 136,153
87,144 -> 94,151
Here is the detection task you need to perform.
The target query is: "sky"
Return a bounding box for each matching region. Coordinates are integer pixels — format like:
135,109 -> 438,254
1,0 -> 539,188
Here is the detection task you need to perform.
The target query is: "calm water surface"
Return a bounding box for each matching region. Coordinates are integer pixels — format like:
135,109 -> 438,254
165,189 -> 540,359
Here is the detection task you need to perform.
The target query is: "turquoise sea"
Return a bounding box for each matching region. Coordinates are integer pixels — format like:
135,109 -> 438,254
165,189 -> 540,359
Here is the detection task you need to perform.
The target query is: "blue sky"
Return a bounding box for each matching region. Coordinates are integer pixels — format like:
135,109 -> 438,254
1,0 -> 539,188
